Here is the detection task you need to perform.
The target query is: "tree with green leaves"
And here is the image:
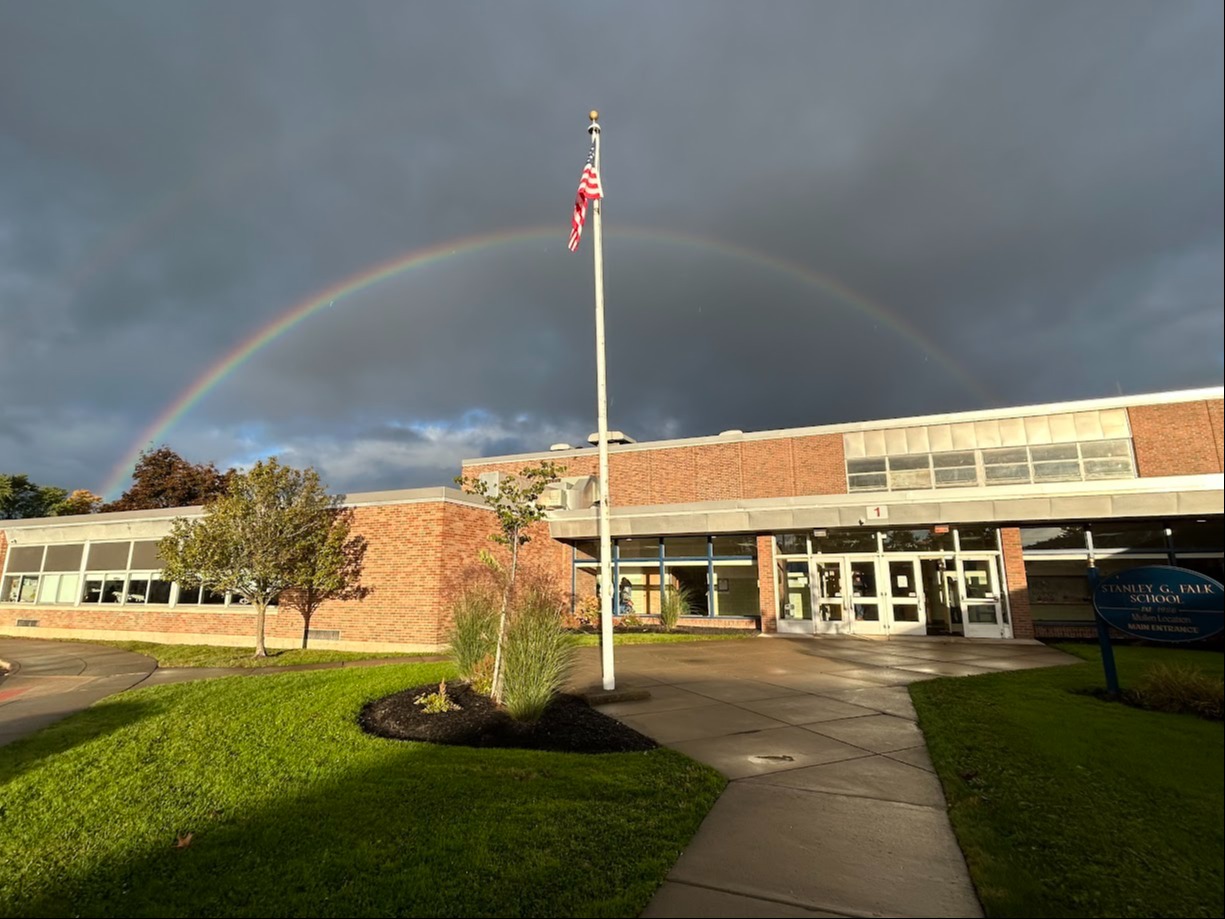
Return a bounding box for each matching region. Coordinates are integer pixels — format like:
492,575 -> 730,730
104,446 -> 233,512
0,474 -> 68,519
159,458 -> 343,658
455,461 -> 564,701
283,508 -> 368,648
53,489 -> 103,516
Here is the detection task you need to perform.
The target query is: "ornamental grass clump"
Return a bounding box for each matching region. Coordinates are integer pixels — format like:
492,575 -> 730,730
659,583 -> 693,633
1127,662 -> 1224,720
448,588 -> 498,695
500,582 -> 576,722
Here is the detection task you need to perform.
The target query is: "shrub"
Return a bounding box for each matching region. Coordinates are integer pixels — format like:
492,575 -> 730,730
1127,663 -> 1224,720
415,679 -> 460,714
448,588 -> 498,687
618,612 -> 643,630
500,582 -> 576,722
659,583 -> 692,632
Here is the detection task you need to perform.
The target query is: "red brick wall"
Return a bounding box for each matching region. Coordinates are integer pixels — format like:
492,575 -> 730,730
1000,527 -> 1034,639
757,536 -> 778,632
465,431 -> 847,508
1128,399 -> 1224,477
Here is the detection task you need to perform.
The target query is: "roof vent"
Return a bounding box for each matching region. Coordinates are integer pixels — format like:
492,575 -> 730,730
719,429 -> 744,437
587,431 -> 637,446
549,443 -> 573,451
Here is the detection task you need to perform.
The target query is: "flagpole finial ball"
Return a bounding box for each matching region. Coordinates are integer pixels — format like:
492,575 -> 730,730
589,110 -> 599,122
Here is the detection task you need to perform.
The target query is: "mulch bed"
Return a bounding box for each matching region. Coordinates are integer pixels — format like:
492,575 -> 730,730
359,682 -> 658,754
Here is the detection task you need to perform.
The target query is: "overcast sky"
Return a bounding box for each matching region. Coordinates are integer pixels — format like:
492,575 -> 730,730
2,1 -> 1221,498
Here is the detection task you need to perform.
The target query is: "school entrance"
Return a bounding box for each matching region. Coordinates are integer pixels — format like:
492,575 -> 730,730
774,527 -> 1011,638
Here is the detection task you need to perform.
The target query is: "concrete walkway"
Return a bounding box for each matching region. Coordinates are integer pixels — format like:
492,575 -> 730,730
0,638 -> 156,746
570,636 -> 1077,919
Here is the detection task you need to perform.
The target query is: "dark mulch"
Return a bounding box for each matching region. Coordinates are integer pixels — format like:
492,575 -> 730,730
359,682 -> 658,754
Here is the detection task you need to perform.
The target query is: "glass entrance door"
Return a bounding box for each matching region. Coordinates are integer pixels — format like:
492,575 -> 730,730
959,557 -> 1007,638
778,560 -> 815,634
886,559 -> 926,635
815,560 -> 849,634
846,557 -> 886,634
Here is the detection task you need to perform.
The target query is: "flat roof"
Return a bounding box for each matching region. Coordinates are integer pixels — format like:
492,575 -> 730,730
463,385 -> 1225,466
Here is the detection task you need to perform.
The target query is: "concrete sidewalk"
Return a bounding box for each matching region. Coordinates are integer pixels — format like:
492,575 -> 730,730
570,636 -> 1076,918
0,638 -> 156,746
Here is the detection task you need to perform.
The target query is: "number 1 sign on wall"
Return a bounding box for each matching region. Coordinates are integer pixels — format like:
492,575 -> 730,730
867,505 -> 889,520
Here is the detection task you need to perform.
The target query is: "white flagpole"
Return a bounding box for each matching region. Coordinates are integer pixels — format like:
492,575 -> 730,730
589,109 -> 616,691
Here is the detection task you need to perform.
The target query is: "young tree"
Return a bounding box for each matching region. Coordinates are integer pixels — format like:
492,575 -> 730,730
53,489 -> 103,516
159,458 -> 343,658
455,461 -> 564,701
283,508 -> 368,648
104,446 -> 233,512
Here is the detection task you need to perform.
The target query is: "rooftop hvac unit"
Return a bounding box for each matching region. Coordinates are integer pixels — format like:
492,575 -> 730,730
538,483 -> 567,510
562,475 -> 598,510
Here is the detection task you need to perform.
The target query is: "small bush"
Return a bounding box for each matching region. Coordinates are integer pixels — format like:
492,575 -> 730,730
1127,663 -> 1223,720
618,613 -> 643,630
448,588 -> 498,684
415,679 -> 461,714
500,583 -> 576,722
659,583 -> 692,632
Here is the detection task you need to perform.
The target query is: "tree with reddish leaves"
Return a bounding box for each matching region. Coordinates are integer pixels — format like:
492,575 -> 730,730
103,446 -> 233,512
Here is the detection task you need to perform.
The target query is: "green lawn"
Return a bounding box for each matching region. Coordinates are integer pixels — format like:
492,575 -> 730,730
0,663 -> 724,918
78,639 -> 431,668
911,644 -> 1224,918
573,631 -> 754,646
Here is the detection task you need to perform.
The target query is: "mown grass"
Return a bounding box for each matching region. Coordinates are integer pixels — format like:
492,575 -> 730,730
911,644 -> 1224,918
77,639 -> 430,668
0,662 -> 724,917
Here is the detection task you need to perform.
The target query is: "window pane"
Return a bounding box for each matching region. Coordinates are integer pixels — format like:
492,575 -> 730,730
932,450 -> 976,468
6,546 -> 44,572
935,466 -> 978,487
82,577 -> 103,603
1083,458 -> 1133,479
1090,522 -> 1167,550
126,577 -> 150,603
888,455 -> 930,471
1025,558 -> 1094,620
1029,444 -> 1079,462
982,447 -> 1029,465
617,569 -> 660,616
666,566 -> 709,615
956,526 -> 997,550
782,562 -> 812,620
86,542 -> 130,571
712,535 -> 757,558
1021,525 -> 1086,551
57,574 -> 80,604
201,587 -> 227,605
813,530 -> 878,553
100,576 -> 125,604
775,533 -> 808,555
37,574 -> 60,604
849,561 -> 878,596
984,463 -> 1030,484
888,468 -> 932,489
1080,439 -> 1131,458
847,458 -> 886,474
711,564 -> 759,617
147,579 -> 173,604
967,604 -> 998,623
1172,518 -> 1224,553
43,544 -> 84,572
572,540 -> 599,561
664,536 -> 708,558
129,540 -> 163,569
1032,461 -> 1081,482
961,560 -> 995,599
616,538 -> 659,559
881,529 -> 952,552
176,582 -> 201,605
848,473 -> 887,491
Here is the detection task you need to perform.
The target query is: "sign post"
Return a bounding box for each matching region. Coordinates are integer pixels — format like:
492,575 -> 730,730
1090,564 -> 1224,692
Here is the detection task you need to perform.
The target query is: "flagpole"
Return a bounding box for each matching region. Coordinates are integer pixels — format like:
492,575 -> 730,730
589,109 -> 616,691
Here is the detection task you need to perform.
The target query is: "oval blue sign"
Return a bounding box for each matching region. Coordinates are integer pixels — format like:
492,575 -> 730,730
1092,565 -> 1224,643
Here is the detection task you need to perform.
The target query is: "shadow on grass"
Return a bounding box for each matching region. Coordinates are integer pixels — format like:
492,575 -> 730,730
0,697 -> 165,785
7,733 -> 719,918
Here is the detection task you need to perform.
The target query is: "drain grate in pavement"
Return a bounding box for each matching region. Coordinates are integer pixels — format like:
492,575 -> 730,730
749,754 -> 795,764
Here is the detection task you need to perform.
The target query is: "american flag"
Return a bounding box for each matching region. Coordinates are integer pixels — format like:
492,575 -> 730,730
567,138 -> 603,252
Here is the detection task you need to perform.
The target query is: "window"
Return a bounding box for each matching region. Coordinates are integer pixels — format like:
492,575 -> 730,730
711,564 -> 759,617
775,533 -> 808,555
3,574 -> 40,603
1021,526 -> 1087,551
845,439 -> 1136,492
812,530 -> 878,553
86,542 -> 130,571
129,540 -> 163,569
712,535 -> 757,558
5,546 -> 44,572
616,538 -> 659,559
663,536 -> 707,558
43,544 -> 83,571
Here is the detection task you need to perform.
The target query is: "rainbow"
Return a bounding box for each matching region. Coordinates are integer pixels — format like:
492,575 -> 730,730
100,226 -> 992,497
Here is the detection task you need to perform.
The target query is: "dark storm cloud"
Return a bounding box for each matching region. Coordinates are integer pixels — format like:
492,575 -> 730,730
1,1 -> 1220,494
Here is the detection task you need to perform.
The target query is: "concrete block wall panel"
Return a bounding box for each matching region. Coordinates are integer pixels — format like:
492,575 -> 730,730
1129,399 -> 1224,477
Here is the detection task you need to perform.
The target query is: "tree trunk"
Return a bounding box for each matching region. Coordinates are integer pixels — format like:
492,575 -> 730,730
254,600 -> 268,658
301,608 -> 312,649
490,536 -> 519,704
